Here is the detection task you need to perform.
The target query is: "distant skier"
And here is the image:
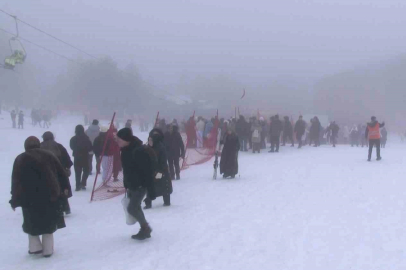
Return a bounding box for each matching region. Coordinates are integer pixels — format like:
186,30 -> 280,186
294,115 -> 306,148
282,116 -> 294,147
269,115 -> 283,153
220,127 -> 240,178
365,116 -> 384,161
18,111 -> 24,129
381,127 -> 388,148
360,124 -> 368,147
11,110 -> 17,128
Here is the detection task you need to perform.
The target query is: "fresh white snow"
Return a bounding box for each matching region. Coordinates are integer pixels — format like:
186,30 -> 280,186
1,114 -> 405,270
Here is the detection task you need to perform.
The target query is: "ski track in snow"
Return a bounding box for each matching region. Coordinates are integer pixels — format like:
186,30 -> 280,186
0,114 -> 405,270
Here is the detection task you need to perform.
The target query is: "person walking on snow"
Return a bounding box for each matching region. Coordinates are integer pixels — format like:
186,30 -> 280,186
86,119 -> 100,175
196,117 -> 205,148
144,128 -> 172,208
116,128 -> 155,240
70,125 -> 93,191
282,116 -> 294,147
164,125 -> 185,180
18,110 -> 24,129
10,136 -> 71,257
326,121 -> 339,147
220,127 -> 240,178
251,119 -> 262,153
41,131 -> 73,215
365,116 -> 385,161
269,115 -> 283,153
294,115 -> 306,148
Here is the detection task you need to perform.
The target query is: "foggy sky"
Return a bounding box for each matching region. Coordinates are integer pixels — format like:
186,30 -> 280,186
2,0 -> 406,90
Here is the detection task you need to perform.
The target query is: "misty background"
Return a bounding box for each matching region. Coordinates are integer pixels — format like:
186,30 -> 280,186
1,0 -> 406,127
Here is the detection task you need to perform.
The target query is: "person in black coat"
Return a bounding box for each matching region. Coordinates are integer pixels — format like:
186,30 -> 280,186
10,136 -> 71,257
70,125 -> 93,191
41,131 -> 73,215
236,115 -> 248,152
282,116 -> 294,147
294,115 -> 306,148
144,128 -> 172,208
164,125 -> 185,180
269,115 -> 283,153
116,128 -> 155,240
309,117 -> 321,147
325,121 -> 340,147
220,128 -> 240,179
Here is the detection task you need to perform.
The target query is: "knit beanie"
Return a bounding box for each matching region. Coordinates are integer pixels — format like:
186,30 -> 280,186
117,128 -> 133,142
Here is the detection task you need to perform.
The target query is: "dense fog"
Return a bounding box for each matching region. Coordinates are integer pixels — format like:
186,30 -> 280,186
1,0 -> 406,127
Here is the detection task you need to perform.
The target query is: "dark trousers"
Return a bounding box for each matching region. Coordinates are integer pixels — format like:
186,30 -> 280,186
18,122 -> 23,129
368,139 -> 381,160
88,154 -> 94,174
271,136 -> 280,152
296,134 -> 303,148
168,156 -> 180,179
283,133 -> 294,146
74,159 -> 90,188
12,119 -> 16,128
127,188 -> 147,226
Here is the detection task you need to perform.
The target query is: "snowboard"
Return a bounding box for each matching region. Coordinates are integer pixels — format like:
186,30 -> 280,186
213,128 -> 222,179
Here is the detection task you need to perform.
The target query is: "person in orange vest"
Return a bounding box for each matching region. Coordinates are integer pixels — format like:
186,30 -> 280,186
365,116 -> 385,161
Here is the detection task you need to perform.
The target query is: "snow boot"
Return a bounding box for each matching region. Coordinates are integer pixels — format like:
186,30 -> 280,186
176,175 -> 180,180
132,224 -> 152,240
377,157 -> 382,161
81,186 -> 86,191
75,187 -> 81,192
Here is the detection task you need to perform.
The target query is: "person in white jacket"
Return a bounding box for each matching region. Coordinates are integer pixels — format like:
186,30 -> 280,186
196,118 -> 205,148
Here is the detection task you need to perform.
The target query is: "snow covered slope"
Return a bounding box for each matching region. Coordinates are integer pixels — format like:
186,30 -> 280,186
1,114 -> 406,270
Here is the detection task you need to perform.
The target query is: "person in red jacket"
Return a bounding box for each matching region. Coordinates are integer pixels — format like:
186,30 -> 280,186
365,116 -> 385,161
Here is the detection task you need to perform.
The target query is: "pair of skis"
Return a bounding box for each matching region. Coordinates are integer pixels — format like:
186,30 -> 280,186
213,128 -> 222,179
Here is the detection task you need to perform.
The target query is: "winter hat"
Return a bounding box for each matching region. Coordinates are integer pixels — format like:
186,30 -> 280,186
92,119 -> 99,125
75,125 -> 85,135
100,126 -> 109,133
42,131 -> 55,141
24,136 -> 40,151
371,116 -> 377,121
117,128 -> 133,142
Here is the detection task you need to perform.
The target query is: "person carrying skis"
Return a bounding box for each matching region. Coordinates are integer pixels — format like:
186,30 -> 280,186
365,116 -> 384,161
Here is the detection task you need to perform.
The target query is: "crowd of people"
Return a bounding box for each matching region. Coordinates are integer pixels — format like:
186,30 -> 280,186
8,111 -> 387,258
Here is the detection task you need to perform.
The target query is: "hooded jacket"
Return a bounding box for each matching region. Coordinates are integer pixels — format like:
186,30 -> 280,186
70,125 -> 93,162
